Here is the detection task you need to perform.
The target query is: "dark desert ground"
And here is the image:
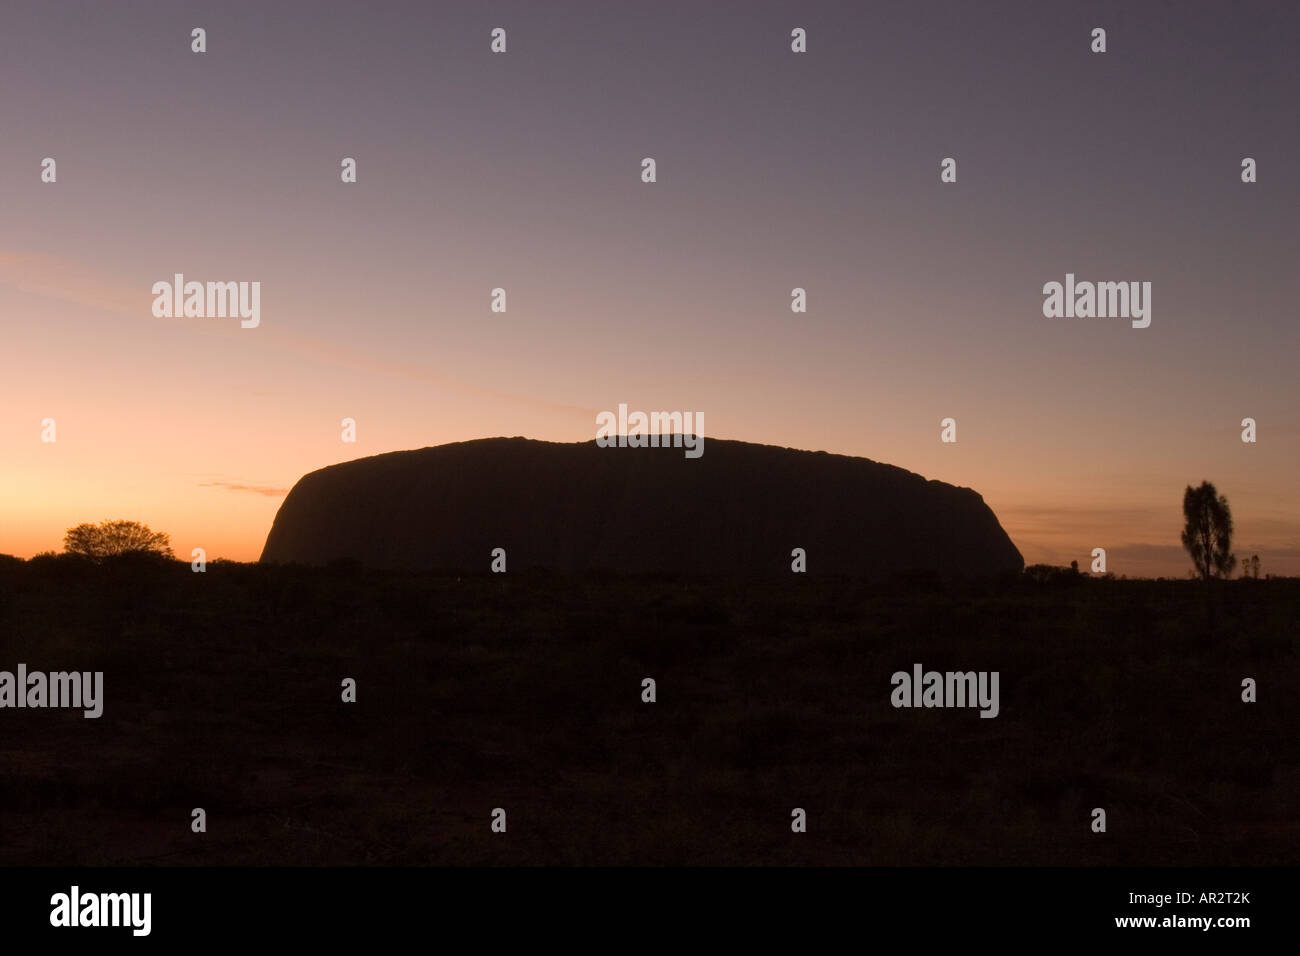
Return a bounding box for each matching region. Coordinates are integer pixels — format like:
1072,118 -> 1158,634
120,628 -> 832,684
1,555 -> 1295,866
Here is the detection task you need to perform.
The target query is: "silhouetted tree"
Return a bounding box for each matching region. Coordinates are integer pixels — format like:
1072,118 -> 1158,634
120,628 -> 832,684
1181,483 -> 1235,582
1250,554 -> 1261,579
63,520 -> 174,562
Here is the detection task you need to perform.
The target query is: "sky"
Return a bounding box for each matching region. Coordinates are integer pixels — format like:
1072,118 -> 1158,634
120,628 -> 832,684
1,0 -> 1296,576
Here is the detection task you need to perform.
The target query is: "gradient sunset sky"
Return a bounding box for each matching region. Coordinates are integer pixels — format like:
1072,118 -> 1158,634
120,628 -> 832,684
2,0 -> 1296,576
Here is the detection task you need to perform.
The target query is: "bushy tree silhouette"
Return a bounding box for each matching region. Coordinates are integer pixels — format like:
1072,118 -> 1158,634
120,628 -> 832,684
1181,482 -> 1235,581
63,520 -> 174,562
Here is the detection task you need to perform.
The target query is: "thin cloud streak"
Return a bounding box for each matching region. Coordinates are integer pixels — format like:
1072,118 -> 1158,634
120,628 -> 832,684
199,480 -> 290,497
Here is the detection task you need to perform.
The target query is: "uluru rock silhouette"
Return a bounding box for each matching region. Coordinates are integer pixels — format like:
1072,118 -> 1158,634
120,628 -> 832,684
259,437 -> 1024,576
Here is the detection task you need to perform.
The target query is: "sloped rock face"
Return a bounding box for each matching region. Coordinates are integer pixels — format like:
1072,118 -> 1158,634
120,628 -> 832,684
259,437 -> 1024,576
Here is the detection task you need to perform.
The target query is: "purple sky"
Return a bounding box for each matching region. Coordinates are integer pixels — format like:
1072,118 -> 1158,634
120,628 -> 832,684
1,0 -> 1296,574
